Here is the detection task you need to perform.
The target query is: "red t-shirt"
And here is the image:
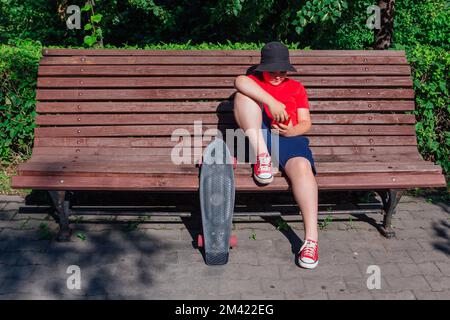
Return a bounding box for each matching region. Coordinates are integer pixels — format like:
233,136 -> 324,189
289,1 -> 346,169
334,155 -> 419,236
247,73 -> 310,126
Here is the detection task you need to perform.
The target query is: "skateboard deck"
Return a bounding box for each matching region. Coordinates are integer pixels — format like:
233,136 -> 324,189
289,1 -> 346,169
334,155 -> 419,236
199,138 -> 235,265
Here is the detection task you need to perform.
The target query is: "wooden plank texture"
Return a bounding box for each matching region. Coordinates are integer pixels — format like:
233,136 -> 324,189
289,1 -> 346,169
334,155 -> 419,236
36,101 -> 415,113
11,172 -> 447,191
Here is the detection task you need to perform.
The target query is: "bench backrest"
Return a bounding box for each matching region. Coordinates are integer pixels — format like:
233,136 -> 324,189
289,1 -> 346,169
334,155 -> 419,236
34,49 -> 421,165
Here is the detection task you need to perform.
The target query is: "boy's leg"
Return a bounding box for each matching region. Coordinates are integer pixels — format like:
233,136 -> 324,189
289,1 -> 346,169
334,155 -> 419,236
233,92 -> 269,156
283,157 -> 319,242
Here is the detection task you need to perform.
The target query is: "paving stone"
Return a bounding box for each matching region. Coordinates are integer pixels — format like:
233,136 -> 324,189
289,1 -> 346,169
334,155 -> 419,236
228,264 -> 281,280
328,291 -> 373,300
218,279 -> 263,295
195,293 -> 242,300
380,239 -> 423,252
333,250 -> 375,265
357,263 -> 402,277
371,290 -> 416,300
1,202 -> 22,212
301,263 -> 362,280
260,278 -> 305,294
227,251 -> 259,266
256,252 -> 294,265
349,240 -> 387,253
240,293 -> 286,299
0,195 -> 24,203
343,276 -> 389,293
397,263 -> 422,277
423,275 -> 450,291
413,290 -> 450,300
285,292 -> 329,300
416,262 -> 443,275
143,229 -> 181,241
318,230 -> 365,242
407,249 -> 449,264
303,277 -> 347,295
435,261 -> 450,276
395,228 -> 435,240
434,290 -> 450,300
384,275 -> 432,292
370,250 -> 415,264
4,240 -> 51,253
0,253 -> 20,266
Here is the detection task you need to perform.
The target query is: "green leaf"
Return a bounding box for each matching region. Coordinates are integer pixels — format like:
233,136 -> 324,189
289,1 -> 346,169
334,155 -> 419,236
81,4 -> 93,12
91,14 -> 103,23
84,23 -> 93,31
84,35 -> 97,47
76,232 -> 86,241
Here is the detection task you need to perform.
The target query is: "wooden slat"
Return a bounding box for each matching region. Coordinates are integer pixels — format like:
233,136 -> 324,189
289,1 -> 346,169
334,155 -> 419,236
30,146 -> 424,158
29,146 -> 423,158
34,124 -> 416,137
11,172 -> 447,191
35,113 -> 416,126
37,76 -> 413,88
38,65 -> 412,76
17,161 -> 441,176
36,113 -> 236,125
27,153 -> 424,163
36,88 -> 415,101
42,49 -> 407,57
33,135 -> 418,149
39,56 -> 408,65
36,100 -> 415,113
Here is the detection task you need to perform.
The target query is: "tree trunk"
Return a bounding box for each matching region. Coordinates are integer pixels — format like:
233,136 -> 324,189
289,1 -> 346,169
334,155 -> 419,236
374,0 -> 395,49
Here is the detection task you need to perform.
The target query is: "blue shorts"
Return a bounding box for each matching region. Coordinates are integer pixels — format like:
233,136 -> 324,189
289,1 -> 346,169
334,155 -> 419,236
260,106 -> 317,176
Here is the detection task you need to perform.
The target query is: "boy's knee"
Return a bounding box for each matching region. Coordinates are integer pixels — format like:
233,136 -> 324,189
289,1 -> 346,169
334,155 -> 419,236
234,92 -> 260,110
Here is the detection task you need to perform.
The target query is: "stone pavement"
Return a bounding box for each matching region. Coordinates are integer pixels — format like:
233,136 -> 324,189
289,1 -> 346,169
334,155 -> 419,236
0,193 -> 448,300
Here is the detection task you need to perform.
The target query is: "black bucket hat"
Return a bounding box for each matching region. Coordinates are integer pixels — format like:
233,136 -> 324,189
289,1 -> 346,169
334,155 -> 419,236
254,41 -> 297,72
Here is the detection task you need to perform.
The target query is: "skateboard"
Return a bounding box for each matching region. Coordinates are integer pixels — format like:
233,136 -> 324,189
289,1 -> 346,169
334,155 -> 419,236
198,138 -> 237,265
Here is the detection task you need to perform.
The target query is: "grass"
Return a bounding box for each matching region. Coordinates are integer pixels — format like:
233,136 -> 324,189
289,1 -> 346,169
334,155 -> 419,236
319,215 -> 333,231
1,162 -> 32,196
406,186 -> 450,203
75,232 -> 87,241
275,218 -> 289,231
38,222 -> 54,240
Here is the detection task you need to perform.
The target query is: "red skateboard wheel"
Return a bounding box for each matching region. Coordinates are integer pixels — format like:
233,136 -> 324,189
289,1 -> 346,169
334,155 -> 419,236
230,235 -> 237,248
197,234 -> 204,248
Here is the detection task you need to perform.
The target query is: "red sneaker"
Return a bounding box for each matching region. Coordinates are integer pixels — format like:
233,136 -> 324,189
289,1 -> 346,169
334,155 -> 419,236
298,239 -> 319,269
253,153 -> 273,184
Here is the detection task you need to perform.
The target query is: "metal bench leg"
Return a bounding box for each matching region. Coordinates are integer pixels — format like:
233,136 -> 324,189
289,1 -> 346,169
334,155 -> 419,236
378,189 -> 404,238
48,191 -> 72,241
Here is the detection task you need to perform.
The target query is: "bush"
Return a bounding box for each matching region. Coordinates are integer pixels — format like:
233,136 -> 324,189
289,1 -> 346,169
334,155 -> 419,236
0,40 -> 42,164
405,44 -> 450,178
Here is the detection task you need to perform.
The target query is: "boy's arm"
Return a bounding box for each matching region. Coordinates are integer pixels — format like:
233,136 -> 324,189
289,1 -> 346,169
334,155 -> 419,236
234,75 -> 289,122
234,75 -> 277,107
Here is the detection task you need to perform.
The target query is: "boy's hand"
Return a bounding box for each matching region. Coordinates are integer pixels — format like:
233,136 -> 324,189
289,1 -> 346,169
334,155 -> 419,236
271,121 -> 296,137
267,101 -> 289,123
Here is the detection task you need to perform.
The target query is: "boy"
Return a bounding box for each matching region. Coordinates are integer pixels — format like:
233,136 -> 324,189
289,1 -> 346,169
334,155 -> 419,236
233,42 -> 319,269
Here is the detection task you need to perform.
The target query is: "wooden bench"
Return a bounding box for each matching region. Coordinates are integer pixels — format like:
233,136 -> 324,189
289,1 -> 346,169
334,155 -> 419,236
11,48 -> 446,240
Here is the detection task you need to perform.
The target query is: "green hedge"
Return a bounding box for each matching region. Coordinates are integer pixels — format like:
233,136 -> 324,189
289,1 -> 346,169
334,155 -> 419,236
0,40 -> 41,164
0,41 -> 448,189
405,44 -> 450,178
